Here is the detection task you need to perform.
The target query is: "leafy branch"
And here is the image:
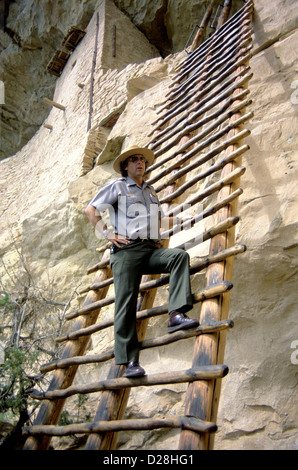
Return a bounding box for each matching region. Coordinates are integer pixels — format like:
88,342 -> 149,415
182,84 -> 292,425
0,237 -> 81,449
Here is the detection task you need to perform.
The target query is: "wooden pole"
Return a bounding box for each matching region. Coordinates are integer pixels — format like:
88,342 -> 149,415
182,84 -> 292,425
87,12 -> 99,132
153,96 -> 251,158
43,98 -> 65,111
40,319 -> 233,374
187,4 -> 214,53
23,415 -> 217,437
217,0 -> 232,29
179,3 -> 253,450
30,366 -> 229,401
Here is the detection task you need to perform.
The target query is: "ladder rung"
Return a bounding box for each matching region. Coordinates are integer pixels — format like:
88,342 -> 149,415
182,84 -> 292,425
172,2 -> 253,77
152,128 -> 250,190
151,48 -> 252,130
29,365 -> 229,401
66,267 -> 234,321
149,69 -> 251,142
148,106 -> 252,178
81,240 -> 245,297
57,259 -> 241,341
42,319 -> 233,373
23,414 -> 217,437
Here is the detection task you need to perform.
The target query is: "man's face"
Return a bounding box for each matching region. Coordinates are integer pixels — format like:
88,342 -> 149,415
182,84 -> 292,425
125,155 -> 146,180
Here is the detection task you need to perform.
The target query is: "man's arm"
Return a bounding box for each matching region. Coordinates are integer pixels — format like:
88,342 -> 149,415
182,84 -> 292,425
85,205 -> 130,247
85,205 -> 103,228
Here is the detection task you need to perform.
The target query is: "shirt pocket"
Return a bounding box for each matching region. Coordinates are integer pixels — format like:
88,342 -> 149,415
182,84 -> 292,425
125,195 -> 146,218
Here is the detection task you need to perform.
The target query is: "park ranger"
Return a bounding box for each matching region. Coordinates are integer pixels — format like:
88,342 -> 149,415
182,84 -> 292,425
85,145 -> 199,378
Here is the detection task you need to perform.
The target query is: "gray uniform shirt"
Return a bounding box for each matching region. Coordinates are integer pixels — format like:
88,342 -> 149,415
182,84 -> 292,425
89,176 -> 165,240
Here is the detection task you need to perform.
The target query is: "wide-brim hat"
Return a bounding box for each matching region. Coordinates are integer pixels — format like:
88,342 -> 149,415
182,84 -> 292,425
113,145 -> 155,174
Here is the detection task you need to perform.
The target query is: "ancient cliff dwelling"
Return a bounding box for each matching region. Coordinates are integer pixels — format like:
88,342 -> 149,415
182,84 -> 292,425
0,0 -> 297,452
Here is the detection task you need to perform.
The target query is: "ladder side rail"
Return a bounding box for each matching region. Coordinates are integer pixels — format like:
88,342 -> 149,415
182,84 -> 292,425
179,6 -> 254,450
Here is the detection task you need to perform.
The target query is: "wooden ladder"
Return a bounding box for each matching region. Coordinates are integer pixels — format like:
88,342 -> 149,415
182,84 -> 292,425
23,0 -> 254,451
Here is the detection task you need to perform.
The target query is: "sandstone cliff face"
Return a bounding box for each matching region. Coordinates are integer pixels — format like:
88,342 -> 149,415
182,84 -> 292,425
0,0 -> 297,450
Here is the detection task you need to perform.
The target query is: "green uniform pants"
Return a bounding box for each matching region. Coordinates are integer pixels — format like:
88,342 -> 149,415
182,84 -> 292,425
110,240 -> 193,365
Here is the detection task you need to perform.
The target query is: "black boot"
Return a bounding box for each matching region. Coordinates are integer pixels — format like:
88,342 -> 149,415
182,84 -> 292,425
167,311 -> 200,334
123,361 -> 146,378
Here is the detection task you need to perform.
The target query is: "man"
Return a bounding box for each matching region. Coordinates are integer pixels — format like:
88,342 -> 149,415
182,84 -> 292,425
85,145 -> 199,378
